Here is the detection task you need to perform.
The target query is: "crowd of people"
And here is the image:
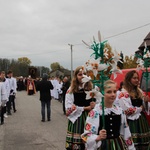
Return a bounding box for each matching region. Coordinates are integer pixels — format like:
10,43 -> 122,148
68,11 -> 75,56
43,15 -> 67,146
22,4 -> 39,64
0,70 -> 71,125
0,70 -> 17,125
65,66 -> 150,150
0,68 -> 150,150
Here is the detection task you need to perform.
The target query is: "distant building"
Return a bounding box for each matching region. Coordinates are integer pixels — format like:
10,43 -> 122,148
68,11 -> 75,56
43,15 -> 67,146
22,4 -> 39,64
139,32 -> 150,51
49,68 -> 71,79
135,32 -> 150,56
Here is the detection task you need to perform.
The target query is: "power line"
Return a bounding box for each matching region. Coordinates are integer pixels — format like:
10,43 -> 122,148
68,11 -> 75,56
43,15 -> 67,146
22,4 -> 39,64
1,22 -> 150,58
73,22 -> 150,45
1,49 -> 68,58
105,22 -> 150,39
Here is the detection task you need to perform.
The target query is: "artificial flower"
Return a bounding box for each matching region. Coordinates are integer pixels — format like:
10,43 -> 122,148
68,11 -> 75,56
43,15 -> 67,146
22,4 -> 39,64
112,50 -> 122,64
143,51 -> 150,58
103,48 -> 109,59
136,58 -> 144,70
82,74 -> 91,83
86,58 -> 108,77
110,62 -> 122,79
85,88 -> 103,102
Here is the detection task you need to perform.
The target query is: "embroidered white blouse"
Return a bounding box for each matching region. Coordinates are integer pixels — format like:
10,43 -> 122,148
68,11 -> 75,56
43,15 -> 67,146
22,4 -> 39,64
81,104 -> 135,150
65,86 -> 84,123
118,88 -> 144,120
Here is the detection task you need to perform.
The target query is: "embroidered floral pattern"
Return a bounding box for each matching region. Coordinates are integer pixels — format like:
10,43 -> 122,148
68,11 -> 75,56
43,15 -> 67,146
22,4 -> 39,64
118,92 -> 124,99
66,105 -> 76,116
126,137 -> 133,146
81,134 -> 88,142
125,107 -> 136,115
85,123 -> 92,131
91,126 -> 96,134
88,110 -> 95,118
88,110 -> 99,119
118,92 -> 129,99
124,93 -> 129,98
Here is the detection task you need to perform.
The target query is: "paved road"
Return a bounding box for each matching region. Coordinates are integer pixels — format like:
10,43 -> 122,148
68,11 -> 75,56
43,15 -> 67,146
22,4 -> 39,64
0,91 -> 68,150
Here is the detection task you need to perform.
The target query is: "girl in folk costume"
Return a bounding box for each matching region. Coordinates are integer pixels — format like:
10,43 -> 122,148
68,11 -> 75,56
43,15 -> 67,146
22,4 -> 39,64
27,76 -> 36,95
118,70 -> 150,150
65,66 -> 96,150
81,80 -> 135,150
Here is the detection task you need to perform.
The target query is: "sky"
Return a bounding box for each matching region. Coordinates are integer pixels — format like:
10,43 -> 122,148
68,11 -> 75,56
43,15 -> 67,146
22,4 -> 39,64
0,0 -> 150,70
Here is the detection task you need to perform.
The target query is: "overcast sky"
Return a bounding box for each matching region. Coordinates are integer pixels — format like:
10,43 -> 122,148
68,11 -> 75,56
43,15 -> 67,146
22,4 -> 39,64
0,0 -> 150,70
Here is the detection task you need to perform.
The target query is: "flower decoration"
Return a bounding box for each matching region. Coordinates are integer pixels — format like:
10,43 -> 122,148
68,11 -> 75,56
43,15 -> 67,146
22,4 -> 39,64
82,31 -> 122,128
136,58 -> 144,70
82,74 -> 91,83
88,110 -> 95,118
104,48 -> 109,59
124,107 -> 136,115
126,137 -> 133,146
118,92 -> 129,99
85,87 -> 103,102
87,58 -> 101,77
135,42 -> 150,94
136,42 -> 150,68
91,126 -> 96,134
66,105 -> 76,116
88,110 -> 99,118
81,134 -> 88,142
110,62 -> 122,79
112,50 -> 122,64
85,123 -> 92,130
144,51 -> 150,58
84,58 -> 108,77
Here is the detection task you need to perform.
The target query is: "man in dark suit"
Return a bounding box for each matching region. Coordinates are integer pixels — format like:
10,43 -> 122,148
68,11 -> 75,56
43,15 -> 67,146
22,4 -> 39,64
36,73 -> 53,122
61,76 -> 70,115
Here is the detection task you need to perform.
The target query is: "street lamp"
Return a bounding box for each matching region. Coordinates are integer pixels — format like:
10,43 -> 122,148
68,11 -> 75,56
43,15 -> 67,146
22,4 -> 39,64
68,44 -> 73,79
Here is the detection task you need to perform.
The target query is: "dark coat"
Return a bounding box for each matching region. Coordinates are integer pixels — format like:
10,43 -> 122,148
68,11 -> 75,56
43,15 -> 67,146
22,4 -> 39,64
36,79 -> 53,101
61,81 -> 70,99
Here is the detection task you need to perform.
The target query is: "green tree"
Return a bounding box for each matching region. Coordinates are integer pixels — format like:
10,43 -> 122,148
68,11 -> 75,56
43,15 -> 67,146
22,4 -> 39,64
18,57 -> 31,66
36,66 -> 50,77
123,55 -> 137,69
50,62 -> 61,71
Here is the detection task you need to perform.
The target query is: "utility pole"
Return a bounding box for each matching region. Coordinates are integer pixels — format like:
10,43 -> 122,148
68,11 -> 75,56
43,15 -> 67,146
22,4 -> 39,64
68,44 -> 73,80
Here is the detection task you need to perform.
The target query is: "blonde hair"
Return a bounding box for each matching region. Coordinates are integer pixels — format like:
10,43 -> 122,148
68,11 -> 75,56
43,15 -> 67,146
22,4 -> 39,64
104,80 -> 116,90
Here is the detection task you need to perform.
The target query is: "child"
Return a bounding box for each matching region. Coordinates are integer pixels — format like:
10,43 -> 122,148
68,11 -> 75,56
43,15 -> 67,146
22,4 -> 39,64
65,66 -> 95,150
81,80 -> 135,150
118,70 -> 150,150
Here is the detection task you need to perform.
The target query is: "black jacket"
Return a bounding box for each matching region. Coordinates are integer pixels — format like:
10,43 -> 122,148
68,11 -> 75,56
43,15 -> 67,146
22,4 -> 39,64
62,81 -> 70,94
36,79 -> 53,101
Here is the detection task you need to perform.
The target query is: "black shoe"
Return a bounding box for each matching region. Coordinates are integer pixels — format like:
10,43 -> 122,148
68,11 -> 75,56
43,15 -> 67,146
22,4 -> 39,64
41,120 -> 45,122
47,119 -> 51,121
14,110 -> 17,113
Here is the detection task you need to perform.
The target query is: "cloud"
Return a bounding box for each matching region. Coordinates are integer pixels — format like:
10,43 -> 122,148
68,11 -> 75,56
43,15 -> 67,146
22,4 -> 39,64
0,0 -> 150,70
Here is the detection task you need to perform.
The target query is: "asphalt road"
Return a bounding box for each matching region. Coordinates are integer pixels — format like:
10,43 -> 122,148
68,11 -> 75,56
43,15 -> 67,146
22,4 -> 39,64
0,91 -> 68,150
